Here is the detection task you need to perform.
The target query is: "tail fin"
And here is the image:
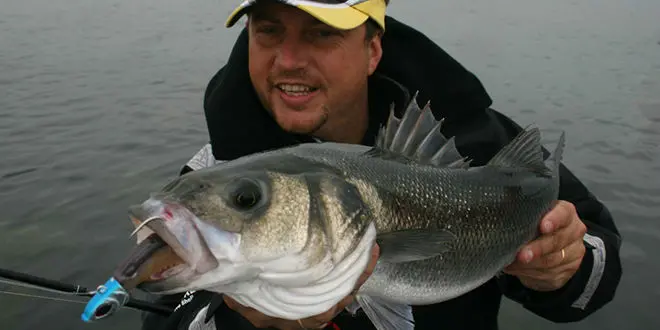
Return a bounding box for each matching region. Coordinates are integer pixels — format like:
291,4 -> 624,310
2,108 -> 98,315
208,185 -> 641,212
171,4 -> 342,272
547,131 -> 566,184
486,127 -> 551,177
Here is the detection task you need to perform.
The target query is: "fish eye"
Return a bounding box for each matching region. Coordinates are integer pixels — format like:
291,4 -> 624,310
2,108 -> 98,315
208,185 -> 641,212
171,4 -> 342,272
230,178 -> 262,210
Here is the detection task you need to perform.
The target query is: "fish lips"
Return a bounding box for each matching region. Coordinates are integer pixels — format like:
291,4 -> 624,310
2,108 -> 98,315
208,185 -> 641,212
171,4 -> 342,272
118,202 -> 220,288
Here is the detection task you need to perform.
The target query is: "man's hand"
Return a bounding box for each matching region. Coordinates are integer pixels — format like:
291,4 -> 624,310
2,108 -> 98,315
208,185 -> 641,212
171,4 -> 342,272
504,200 -> 587,292
224,243 -> 380,330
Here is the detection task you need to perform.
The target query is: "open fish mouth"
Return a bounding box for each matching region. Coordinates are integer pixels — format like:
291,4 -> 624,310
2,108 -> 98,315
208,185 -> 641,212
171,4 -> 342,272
112,202 -> 219,290
112,231 -> 188,290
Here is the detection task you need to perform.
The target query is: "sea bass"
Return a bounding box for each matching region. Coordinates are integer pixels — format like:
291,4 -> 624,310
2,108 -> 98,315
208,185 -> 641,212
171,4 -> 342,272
112,95 -> 565,330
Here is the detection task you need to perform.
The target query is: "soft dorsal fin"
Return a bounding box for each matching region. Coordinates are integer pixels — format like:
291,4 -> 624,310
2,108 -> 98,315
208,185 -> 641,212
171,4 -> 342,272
372,92 -> 470,168
486,126 -> 551,176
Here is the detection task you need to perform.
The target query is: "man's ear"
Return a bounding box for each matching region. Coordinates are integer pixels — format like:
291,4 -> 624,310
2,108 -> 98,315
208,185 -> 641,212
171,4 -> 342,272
367,34 -> 383,76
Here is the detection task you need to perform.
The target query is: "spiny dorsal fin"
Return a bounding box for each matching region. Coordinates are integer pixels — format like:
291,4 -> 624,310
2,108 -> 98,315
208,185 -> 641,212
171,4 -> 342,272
372,92 -> 470,168
389,91 -> 422,153
383,103 -> 401,149
486,127 -> 551,176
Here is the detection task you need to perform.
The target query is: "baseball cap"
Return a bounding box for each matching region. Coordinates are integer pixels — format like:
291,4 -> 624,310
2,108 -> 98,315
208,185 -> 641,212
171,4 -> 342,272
225,0 -> 387,31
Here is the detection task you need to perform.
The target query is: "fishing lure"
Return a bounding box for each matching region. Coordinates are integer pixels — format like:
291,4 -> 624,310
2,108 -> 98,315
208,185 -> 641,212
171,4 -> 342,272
81,277 -> 130,322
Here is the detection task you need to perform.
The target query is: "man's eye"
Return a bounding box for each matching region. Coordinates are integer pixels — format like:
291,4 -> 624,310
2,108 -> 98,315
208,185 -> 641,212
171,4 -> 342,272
319,30 -> 339,38
257,25 -> 279,34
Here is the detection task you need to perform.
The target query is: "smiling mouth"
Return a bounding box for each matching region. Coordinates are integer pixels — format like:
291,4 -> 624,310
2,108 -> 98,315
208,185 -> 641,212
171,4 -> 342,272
276,83 -> 319,97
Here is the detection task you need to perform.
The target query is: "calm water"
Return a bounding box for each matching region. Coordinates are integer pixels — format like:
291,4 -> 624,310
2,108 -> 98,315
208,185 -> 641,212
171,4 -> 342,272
1,0 -> 658,329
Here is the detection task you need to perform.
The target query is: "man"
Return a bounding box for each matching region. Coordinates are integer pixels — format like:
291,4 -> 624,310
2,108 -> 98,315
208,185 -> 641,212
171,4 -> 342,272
142,0 -> 622,329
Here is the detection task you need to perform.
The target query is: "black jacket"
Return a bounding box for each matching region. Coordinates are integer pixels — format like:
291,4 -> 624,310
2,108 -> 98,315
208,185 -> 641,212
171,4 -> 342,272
141,16 -> 622,330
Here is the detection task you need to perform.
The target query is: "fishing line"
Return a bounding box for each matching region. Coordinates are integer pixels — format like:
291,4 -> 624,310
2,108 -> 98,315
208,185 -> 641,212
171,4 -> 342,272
0,290 -> 88,305
0,267 -> 174,316
0,278 -> 91,296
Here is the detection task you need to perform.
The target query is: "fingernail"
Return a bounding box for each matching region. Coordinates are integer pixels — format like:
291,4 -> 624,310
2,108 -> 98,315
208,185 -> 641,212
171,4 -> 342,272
523,249 -> 534,263
543,221 -> 553,233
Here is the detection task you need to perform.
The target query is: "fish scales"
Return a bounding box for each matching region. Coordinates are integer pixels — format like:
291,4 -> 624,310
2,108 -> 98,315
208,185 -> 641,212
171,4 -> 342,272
278,143 -> 553,304
109,94 -> 565,330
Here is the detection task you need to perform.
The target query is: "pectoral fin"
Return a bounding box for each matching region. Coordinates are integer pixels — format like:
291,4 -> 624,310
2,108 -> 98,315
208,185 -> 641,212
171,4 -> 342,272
376,228 -> 456,264
356,295 -> 414,330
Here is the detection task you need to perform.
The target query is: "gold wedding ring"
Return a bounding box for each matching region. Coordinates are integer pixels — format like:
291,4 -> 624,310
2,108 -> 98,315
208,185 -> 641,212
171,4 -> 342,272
561,248 -> 566,261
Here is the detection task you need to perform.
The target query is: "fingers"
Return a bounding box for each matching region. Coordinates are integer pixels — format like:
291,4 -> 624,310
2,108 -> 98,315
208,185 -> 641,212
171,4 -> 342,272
517,209 -> 586,264
518,224 -> 577,264
503,201 -> 588,292
513,256 -> 583,291
539,201 -> 576,234
536,239 -> 584,269
505,238 -> 585,275
515,229 -> 564,264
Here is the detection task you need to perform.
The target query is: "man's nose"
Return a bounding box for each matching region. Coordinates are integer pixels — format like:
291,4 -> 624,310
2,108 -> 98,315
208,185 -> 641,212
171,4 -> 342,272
274,35 -> 308,70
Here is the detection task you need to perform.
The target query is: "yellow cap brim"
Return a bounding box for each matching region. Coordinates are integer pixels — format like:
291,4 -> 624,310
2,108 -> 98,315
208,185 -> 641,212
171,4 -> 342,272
225,0 -> 386,31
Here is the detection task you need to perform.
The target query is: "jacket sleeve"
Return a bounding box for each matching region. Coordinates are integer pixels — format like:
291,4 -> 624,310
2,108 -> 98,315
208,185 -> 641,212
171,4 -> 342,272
457,107 -> 623,322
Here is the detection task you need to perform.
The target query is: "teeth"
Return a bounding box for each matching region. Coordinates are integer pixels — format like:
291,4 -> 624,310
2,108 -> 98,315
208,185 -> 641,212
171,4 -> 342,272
278,84 -> 315,96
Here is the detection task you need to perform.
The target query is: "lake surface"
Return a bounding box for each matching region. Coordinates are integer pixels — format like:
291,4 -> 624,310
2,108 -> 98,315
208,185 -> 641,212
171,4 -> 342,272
1,0 -> 658,329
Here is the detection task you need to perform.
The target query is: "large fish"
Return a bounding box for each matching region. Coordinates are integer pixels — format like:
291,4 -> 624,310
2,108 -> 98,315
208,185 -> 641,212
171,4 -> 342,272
112,95 -> 565,330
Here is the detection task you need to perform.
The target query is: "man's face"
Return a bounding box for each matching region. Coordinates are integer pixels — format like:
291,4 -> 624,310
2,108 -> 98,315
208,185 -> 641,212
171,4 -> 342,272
247,1 -> 383,138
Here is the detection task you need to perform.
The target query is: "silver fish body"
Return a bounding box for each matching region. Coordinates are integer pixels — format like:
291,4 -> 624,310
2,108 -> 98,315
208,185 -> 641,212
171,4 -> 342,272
117,95 -> 565,330
285,142 -> 556,305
